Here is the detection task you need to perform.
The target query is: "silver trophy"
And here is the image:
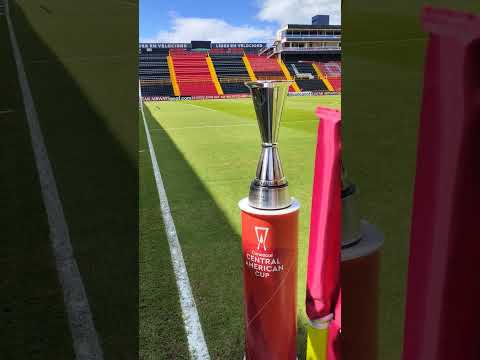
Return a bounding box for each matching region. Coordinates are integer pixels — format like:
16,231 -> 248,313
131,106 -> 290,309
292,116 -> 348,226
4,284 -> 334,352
245,80 -> 293,210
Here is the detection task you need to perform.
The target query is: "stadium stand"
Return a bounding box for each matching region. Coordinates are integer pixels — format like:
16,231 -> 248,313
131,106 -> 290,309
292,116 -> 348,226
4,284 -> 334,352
139,48 -> 174,97
209,48 -> 245,55
318,61 -> 341,77
138,39 -> 341,97
317,61 -> 342,91
246,55 -> 299,92
210,54 -> 250,94
139,16 -> 341,98
170,49 -> 218,96
285,61 -> 328,91
327,78 -> 341,92
0,0 -> 4,16
246,55 -> 286,80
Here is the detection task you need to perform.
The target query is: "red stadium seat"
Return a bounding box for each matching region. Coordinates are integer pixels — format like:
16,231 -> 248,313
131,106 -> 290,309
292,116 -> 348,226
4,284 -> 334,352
316,61 -> 342,91
171,51 -> 218,96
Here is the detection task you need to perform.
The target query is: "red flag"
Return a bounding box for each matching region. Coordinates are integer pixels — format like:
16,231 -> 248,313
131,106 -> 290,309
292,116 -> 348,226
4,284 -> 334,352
306,107 -> 342,359
403,8 -> 480,360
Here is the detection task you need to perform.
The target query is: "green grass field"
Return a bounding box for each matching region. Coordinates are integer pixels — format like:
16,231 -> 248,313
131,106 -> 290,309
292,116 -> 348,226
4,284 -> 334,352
140,96 -> 345,359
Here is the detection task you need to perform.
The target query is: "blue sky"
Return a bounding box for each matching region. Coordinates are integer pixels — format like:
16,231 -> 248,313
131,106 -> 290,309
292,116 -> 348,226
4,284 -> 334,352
140,0 -> 341,43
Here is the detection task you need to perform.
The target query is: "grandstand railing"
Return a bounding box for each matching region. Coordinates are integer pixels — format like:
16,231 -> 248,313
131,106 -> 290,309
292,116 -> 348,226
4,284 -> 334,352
284,35 -> 341,40
278,46 -> 341,52
208,48 -> 245,55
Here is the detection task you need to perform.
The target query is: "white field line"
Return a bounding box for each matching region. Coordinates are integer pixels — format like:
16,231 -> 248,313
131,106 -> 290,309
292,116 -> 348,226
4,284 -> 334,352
151,119 -> 318,132
0,109 -> 15,115
139,93 -> 211,360
152,123 -> 256,131
5,1 -> 104,359
184,103 -> 221,112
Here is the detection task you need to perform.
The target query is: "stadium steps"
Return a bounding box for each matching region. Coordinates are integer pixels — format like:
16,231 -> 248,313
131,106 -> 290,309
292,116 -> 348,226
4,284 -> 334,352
246,55 -> 285,81
246,55 -> 298,92
139,49 -> 175,97
166,55 -> 181,96
285,61 -> 328,92
277,58 -> 300,92
312,62 -> 335,91
318,61 -> 342,77
210,54 -> 250,94
170,50 -> 218,96
206,55 -> 223,95
295,79 -> 328,91
317,61 -> 342,91
242,54 -> 257,81
328,78 -> 341,92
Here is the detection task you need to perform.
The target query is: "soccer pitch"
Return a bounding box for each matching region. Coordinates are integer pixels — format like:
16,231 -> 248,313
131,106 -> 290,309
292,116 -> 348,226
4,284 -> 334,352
140,96 -> 341,359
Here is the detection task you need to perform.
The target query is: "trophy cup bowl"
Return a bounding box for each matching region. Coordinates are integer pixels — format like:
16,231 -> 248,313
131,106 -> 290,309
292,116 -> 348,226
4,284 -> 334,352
245,80 -> 293,210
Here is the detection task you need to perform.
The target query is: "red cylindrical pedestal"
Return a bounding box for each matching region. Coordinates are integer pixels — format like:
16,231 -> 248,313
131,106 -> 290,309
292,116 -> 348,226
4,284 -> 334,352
239,198 -> 300,360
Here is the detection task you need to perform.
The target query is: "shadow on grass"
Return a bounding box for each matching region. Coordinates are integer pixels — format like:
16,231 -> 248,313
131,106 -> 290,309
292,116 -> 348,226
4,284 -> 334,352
0,12 -> 74,359
1,2 -> 138,359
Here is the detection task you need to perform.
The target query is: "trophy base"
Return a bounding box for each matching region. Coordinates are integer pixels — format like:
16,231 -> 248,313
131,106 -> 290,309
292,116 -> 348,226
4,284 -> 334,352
248,182 -> 292,210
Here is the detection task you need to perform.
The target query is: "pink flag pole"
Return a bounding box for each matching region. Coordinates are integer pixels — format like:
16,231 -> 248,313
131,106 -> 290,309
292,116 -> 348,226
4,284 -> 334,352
402,8 -> 480,360
305,107 -> 342,360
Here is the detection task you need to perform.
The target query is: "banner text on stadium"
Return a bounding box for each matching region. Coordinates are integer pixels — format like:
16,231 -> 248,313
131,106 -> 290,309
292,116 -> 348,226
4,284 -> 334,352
142,92 -> 340,102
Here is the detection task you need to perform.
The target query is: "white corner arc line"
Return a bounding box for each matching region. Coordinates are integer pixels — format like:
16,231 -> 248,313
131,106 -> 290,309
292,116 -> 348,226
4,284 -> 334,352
5,1 -> 104,359
183,103 -> 220,112
139,86 -> 211,360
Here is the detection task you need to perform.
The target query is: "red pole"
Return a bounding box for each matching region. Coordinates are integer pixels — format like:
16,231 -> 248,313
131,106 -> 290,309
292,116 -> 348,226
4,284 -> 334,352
402,8 -> 480,360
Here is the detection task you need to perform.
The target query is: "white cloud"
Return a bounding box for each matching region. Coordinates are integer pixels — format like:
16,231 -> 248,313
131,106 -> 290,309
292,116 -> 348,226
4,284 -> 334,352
257,0 -> 341,25
142,16 -> 275,43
